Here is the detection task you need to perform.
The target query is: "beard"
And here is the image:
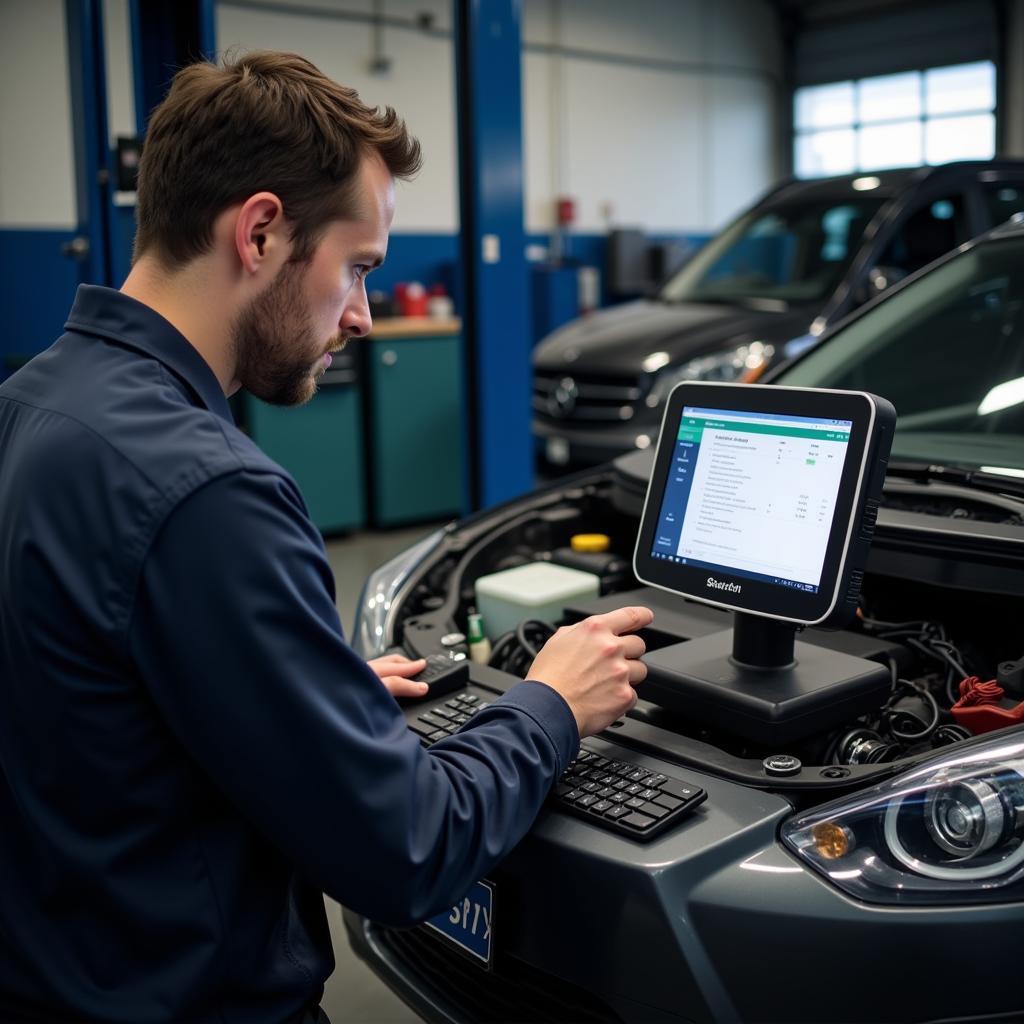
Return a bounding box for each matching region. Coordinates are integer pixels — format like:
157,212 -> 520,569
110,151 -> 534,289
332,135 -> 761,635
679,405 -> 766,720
232,260 -> 342,407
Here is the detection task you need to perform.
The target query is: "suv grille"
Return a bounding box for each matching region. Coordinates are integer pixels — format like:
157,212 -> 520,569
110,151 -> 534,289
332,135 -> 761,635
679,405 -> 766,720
533,370 -> 645,423
375,923 -> 623,1023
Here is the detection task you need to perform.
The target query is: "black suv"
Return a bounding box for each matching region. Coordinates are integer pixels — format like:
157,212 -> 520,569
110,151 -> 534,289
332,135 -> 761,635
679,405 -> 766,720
534,160 -> 1024,471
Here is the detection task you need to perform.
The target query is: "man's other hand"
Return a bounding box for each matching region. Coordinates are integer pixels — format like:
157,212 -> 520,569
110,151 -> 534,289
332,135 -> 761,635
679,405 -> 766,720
526,606 -> 654,738
368,654 -> 429,699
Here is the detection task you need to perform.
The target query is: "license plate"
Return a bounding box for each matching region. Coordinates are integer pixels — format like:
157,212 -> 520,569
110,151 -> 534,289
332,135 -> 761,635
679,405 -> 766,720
546,436 -> 570,465
423,879 -> 495,968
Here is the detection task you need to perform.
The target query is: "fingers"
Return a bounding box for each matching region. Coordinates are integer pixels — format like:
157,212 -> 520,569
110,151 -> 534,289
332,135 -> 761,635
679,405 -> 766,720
369,656 -> 427,679
590,606 -> 654,637
381,676 -> 430,699
618,633 -> 646,661
626,659 -> 648,686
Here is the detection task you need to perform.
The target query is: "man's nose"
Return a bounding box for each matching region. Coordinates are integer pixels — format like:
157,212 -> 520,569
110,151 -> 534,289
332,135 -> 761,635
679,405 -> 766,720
341,285 -> 372,338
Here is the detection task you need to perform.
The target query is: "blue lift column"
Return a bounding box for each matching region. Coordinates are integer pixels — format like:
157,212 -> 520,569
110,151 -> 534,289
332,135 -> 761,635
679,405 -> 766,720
129,0 -> 216,131
65,0 -> 113,288
454,0 -> 534,510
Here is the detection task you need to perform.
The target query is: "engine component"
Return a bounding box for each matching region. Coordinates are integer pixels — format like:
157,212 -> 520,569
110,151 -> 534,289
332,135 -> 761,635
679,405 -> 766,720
837,728 -> 900,765
998,655 -> 1024,698
474,562 -> 600,641
952,677 -> 1024,735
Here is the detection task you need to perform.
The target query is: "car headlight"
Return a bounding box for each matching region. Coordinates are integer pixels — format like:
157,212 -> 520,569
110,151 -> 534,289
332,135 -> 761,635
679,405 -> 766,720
351,527 -> 446,658
645,342 -> 775,407
782,733 -> 1024,905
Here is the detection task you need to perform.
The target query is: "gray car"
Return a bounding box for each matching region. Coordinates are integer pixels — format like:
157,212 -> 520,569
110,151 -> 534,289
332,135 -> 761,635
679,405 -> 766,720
345,216 -> 1024,1022
534,160 -> 1024,474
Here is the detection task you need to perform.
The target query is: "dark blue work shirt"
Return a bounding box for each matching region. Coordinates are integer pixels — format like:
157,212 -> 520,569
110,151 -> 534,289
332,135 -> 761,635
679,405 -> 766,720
0,286 -> 579,1023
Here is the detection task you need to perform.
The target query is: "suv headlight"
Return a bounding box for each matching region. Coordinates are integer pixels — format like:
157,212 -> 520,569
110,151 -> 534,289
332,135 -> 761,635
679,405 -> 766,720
782,733 -> 1024,905
646,343 -> 774,407
351,527 -> 446,658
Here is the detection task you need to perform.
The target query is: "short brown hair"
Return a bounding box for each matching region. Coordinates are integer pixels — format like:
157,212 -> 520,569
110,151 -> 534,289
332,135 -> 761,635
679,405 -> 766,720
134,51 -> 421,268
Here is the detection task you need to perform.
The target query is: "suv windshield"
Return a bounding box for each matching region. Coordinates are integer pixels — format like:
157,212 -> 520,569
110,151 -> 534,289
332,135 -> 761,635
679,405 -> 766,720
661,196 -> 886,306
780,232 -> 1024,473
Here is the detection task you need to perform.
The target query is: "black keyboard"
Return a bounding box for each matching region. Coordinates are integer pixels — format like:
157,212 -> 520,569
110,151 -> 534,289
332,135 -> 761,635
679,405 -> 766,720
409,695 -> 706,842
554,746 -> 706,841
407,691 -> 490,743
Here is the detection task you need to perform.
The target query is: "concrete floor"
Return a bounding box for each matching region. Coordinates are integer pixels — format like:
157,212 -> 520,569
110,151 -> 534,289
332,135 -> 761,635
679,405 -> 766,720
319,523 -> 446,1024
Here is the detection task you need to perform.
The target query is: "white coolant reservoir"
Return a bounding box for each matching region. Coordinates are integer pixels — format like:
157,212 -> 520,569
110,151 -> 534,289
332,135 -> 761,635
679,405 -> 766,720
473,563 -> 600,641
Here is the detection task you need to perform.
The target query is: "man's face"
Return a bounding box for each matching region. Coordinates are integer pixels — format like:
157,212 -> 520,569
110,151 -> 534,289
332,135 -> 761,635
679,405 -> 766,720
233,154 -> 395,406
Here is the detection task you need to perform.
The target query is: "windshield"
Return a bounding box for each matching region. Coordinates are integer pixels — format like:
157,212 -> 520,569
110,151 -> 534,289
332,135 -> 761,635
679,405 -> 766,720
780,234 -> 1024,473
661,196 -> 886,306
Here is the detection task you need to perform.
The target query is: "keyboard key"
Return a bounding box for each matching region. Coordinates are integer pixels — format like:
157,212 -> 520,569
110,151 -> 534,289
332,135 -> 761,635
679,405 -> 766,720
612,779 -> 630,791
597,787 -> 616,798
428,730 -> 448,742
654,794 -> 682,811
660,779 -> 698,801
591,799 -> 613,814
639,788 -> 660,802
581,782 -> 601,794
577,794 -> 599,808
625,784 -> 643,796
622,812 -> 657,830
647,774 -> 668,787
640,802 -> 669,820
462,694 -> 479,704
564,789 -> 584,803
419,712 -> 449,730
627,770 -> 650,783
610,792 -> 628,803
606,805 -> 631,820
408,721 -> 435,738
625,797 -> 646,809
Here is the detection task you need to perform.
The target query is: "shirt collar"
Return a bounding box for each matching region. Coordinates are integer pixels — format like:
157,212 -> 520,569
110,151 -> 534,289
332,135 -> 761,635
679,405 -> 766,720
64,284 -> 234,424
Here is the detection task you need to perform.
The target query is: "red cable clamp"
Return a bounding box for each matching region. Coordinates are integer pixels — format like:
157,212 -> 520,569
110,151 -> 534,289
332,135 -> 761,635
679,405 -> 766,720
952,676 -> 1024,734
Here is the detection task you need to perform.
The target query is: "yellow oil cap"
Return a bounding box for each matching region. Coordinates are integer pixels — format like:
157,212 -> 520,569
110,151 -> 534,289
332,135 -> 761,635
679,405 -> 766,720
570,533 -> 610,553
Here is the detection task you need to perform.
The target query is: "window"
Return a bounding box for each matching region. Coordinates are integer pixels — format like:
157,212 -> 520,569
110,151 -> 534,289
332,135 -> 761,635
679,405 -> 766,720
794,62 -> 996,179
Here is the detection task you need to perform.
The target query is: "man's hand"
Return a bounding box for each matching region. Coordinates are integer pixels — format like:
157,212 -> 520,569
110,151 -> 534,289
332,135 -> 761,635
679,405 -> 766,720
526,606 -> 653,738
368,654 -> 429,699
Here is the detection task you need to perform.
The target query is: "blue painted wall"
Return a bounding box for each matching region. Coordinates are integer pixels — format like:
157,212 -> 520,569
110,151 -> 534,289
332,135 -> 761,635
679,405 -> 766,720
0,229 -> 81,375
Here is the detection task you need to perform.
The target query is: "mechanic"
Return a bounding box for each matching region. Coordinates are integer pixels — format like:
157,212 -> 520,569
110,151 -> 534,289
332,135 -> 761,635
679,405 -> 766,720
0,52 -> 652,1024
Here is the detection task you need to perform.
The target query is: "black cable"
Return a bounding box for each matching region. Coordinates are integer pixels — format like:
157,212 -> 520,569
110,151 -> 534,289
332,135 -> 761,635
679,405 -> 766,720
487,619 -> 556,676
884,681 -> 941,741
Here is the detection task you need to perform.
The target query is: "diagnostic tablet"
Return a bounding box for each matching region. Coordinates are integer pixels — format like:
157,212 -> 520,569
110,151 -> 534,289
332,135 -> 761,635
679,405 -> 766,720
634,381 -> 895,629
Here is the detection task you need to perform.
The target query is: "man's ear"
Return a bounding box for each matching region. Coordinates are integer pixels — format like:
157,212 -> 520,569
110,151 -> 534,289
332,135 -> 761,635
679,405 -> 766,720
234,192 -> 289,276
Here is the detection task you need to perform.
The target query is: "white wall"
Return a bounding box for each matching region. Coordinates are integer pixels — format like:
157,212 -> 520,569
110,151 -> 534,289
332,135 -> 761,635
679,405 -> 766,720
103,0 -> 136,143
522,0 -> 783,234
216,0 -> 458,233
217,0 -> 783,236
0,0 -> 76,228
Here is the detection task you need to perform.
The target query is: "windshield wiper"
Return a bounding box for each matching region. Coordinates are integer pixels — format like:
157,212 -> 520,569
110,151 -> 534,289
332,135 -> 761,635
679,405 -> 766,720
886,460 -> 1024,502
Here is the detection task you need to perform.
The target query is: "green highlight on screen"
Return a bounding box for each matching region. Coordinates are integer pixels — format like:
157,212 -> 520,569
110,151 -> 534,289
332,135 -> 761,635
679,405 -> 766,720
677,416 -> 850,444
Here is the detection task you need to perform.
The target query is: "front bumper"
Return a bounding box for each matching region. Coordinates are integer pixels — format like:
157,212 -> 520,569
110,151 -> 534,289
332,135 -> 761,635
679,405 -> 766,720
533,416 -> 660,470
345,736 -> 1024,1024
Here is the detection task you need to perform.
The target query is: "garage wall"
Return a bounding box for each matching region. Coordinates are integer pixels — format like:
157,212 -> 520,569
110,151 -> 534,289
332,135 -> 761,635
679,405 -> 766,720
216,0 -> 783,246
0,0 -> 80,368
522,0 -> 783,233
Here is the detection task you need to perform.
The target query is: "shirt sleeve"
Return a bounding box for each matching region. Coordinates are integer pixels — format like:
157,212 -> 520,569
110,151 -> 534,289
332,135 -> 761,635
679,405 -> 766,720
127,468 -> 579,927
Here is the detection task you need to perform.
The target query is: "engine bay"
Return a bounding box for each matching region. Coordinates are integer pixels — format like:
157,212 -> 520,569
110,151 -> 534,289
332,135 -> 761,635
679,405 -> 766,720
388,452 -> 1024,800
